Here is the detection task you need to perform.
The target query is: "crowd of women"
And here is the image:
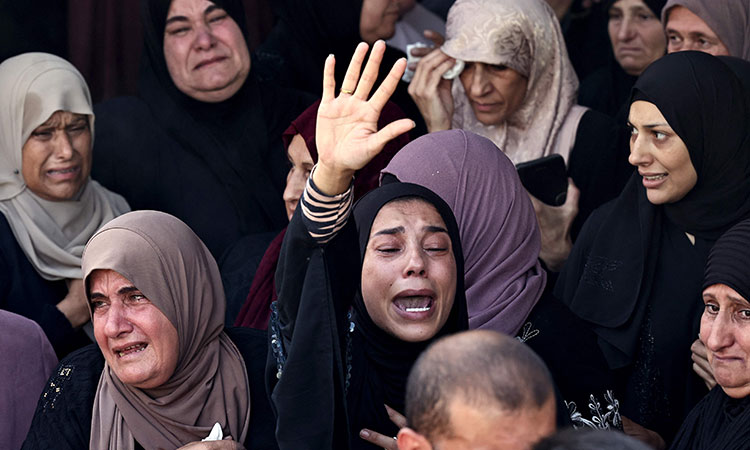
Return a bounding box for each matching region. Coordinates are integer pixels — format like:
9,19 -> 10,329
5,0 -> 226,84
1,0 -> 750,448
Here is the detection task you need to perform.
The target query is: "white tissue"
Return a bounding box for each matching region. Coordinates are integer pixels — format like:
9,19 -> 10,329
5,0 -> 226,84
202,422 -> 224,442
402,42 -> 464,82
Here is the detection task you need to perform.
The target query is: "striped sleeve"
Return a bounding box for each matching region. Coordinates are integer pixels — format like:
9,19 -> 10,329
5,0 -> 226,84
300,166 -> 354,244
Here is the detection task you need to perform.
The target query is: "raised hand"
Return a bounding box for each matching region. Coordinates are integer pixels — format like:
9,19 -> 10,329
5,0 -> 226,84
691,338 -> 717,390
359,404 -> 408,450
313,40 -> 415,196
529,178 -> 580,272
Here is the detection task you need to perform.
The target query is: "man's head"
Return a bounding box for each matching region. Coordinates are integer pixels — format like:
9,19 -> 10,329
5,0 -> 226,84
397,330 -> 556,450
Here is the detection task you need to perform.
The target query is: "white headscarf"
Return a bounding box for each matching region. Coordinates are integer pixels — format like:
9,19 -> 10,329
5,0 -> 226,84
0,53 -> 129,280
442,0 -> 587,164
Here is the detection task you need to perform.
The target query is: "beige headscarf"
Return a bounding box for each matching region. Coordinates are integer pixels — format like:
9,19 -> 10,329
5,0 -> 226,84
82,211 -> 250,450
441,0 -> 587,164
0,52 -> 129,281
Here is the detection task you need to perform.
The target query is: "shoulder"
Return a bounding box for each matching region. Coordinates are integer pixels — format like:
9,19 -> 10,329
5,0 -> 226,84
22,345 -> 103,450
94,95 -> 152,118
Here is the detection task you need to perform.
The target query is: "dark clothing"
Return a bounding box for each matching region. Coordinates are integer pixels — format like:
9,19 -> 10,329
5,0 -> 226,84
527,197 -> 711,442
92,0 -> 314,262
567,109 -> 632,239
269,183 -> 468,450
0,214 -> 89,358
670,388 -> 750,450
254,0 -> 428,136
92,77 -> 312,261
579,63 -> 637,119
22,327 -> 276,450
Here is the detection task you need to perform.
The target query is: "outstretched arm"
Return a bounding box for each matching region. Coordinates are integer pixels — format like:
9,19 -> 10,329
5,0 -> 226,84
313,40 -> 415,196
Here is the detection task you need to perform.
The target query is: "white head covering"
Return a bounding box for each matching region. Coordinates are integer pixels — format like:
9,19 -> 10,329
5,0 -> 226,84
0,53 -> 129,280
441,0 -> 587,164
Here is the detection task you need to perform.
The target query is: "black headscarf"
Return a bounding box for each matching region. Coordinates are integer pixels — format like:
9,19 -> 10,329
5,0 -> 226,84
671,218 -> 750,450
556,51 -> 750,368
137,0 -> 295,240
703,219 -> 750,306
605,0 -> 667,16
272,182 -> 468,450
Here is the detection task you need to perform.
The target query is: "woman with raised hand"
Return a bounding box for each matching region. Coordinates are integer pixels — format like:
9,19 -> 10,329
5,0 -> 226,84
0,53 -> 129,358
268,40 -> 468,450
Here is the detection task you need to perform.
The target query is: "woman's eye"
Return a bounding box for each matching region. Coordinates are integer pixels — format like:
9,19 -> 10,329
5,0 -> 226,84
704,303 -> 719,314
32,130 -> 53,139
208,13 -> 228,23
740,310 -> 750,319
489,64 -> 508,72
425,247 -> 448,253
167,26 -> 190,36
653,131 -> 666,140
91,300 -> 106,310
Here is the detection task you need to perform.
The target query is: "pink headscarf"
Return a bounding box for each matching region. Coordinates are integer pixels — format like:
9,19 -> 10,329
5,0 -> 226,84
382,130 -> 546,335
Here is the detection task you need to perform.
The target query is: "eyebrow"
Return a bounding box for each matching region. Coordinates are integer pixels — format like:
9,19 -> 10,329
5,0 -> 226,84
165,4 -> 223,26
626,121 -> 670,129
89,285 -> 140,300
372,225 -> 449,236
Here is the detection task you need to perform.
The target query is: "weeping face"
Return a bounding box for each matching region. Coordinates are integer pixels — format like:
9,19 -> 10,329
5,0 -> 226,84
627,100 -> 697,205
361,198 -> 457,342
458,62 -> 528,127
163,0 -> 251,102
21,111 -> 92,202
90,269 -> 180,390
701,284 -> 750,399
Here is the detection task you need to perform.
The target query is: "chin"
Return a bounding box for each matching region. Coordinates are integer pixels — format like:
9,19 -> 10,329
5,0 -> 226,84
389,324 -> 441,343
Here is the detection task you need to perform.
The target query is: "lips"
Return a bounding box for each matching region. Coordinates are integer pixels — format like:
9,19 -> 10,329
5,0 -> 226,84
640,172 -> 667,188
194,56 -> 228,70
46,166 -> 80,180
471,101 -> 501,113
113,343 -> 147,358
392,289 -> 436,320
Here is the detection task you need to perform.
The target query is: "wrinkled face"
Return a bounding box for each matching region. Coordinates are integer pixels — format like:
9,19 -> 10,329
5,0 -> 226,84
361,199 -> 457,342
665,6 -> 730,56
459,63 -> 528,126
428,397 -> 556,450
608,0 -> 666,76
627,100 -> 697,205
359,0 -> 413,44
21,111 -> 92,202
282,134 -> 314,221
163,0 -> 251,102
701,284 -> 750,399
90,269 -> 180,389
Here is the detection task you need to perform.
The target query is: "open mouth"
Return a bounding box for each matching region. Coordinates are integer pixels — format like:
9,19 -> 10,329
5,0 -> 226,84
643,174 -> 666,181
394,296 -> 434,313
115,343 -> 147,358
47,167 -> 79,176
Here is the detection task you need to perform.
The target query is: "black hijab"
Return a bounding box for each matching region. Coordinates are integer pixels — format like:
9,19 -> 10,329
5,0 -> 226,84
557,51 -> 750,368
138,0 -> 298,240
671,219 -> 750,450
272,182 -> 468,450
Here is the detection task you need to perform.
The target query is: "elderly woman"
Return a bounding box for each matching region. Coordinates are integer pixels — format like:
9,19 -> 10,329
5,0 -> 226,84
0,53 -> 129,358
526,52 -> 750,446
579,0 -> 667,118
408,0 -> 623,270
669,219 -> 750,449
663,0 -> 750,59
268,42 -> 468,450
92,0 -> 312,262
22,211 -> 275,449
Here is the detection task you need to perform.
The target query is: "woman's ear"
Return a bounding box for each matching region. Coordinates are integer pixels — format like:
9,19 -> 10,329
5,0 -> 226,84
397,427 -> 433,450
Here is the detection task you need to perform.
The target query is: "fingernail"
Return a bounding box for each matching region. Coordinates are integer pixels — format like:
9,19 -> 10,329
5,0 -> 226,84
360,429 -> 370,438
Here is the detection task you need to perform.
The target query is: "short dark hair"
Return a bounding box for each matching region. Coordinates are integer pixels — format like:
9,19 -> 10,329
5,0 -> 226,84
404,330 -> 554,441
533,428 -> 651,450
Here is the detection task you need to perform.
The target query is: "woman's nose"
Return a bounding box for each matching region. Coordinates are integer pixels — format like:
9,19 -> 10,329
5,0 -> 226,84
705,314 -> 734,353
193,24 -> 217,50
468,65 -> 490,97
617,17 -> 636,41
102,302 -> 133,338
628,133 -> 650,167
53,133 -> 75,160
404,245 -> 427,277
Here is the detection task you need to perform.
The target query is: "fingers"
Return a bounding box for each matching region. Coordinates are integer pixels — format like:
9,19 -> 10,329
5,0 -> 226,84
373,119 -> 415,150
691,338 -> 707,357
322,54 -> 336,103
384,405 -> 408,429
423,29 -> 445,46
369,57 -> 408,112
355,40 -> 386,99
360,429 -> 398,450
341,42 -> 369,95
